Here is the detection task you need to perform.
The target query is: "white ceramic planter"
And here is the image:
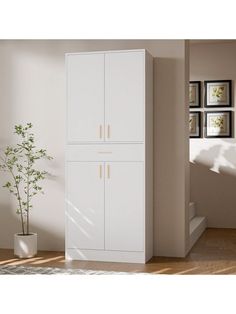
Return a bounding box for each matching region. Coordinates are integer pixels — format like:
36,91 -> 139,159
14,233 -> 37,258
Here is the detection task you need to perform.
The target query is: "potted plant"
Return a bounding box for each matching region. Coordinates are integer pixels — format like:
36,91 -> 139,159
0,123 -> 52,258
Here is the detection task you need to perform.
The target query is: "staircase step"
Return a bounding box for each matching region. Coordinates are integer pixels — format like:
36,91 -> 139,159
189,202 -> 196,221
189,216 -> 207,250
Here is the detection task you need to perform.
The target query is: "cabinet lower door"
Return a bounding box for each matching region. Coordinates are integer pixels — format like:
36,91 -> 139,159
105,162 -> 144,252
66,162 -> 105,250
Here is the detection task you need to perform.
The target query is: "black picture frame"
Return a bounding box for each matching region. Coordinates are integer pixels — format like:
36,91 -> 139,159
205,111 -> 232,138
189,81 -> 201,108
204,80 -> 232,108
189,111 -> 201,138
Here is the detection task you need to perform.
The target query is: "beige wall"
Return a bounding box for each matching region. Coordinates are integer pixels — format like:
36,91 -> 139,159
0,40 -> 189,256
190,41 -> 236,228
155,41 -> 190,257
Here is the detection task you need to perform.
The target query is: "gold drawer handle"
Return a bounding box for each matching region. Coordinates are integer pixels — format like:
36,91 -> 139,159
107,164 -> 110,179
107,125 -> 110,139
99,165 -> 102,179
99,125 -> 103,139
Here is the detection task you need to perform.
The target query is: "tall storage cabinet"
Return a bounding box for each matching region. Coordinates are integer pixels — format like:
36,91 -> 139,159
66,49 -> 153,263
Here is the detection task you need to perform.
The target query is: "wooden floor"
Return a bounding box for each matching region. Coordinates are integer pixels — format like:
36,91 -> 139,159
1,228 -> 236,274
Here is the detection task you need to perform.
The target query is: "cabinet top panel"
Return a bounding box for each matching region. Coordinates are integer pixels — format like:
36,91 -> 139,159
65,49 -> 149,56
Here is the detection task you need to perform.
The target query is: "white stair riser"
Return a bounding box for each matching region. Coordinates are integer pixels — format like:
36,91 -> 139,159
189,217 -> 207,250
189,202 -> 196,221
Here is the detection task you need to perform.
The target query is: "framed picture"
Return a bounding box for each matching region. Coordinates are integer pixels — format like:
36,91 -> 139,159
189,81 -> 201,108
205,111 -> 232,138
204,80 -> 232,107
189,112 -> 201,138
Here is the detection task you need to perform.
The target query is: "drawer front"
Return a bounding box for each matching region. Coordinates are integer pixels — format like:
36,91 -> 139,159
66,144 -> 144,162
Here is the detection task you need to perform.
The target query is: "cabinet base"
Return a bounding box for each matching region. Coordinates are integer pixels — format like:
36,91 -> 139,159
66,248 -> 147,264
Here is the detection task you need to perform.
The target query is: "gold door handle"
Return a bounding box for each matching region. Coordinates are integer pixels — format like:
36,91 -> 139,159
99,125 -> 103,139
107,125 -> 110,139
99,164 -> 103,179
107,164 -> 110,179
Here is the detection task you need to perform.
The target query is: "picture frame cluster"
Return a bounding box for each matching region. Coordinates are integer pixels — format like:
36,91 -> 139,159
189,80 -> 233,138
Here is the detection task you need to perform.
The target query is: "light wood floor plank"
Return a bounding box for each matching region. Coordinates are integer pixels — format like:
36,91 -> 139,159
1,228 -> 236,274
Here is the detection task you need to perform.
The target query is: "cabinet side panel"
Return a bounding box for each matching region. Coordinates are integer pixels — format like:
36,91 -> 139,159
145,52 -> 154,261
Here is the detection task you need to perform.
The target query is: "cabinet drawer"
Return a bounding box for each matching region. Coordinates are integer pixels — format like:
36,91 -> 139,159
66,144 -> 144,161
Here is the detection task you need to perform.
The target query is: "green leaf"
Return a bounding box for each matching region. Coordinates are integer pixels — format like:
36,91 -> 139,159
0,122 -> 53,224
3,182 -> 11,188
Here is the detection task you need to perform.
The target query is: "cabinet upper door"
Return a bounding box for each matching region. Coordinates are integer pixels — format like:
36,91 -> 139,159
67,53 -> 105,143
105,51 -> 144,142
105,162 -> 144,252
66,162 -> 105,250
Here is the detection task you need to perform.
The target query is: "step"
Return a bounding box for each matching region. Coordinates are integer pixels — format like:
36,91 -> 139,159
189,202 -> 196,221
189,216 -> 207,250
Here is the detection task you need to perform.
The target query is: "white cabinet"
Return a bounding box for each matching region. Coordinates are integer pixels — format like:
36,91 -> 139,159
66,161 -> 144,253
67,51 -> 144,143
66,162 -> 105,250
67,53 -> 105,142
105,52 -> 144,142
66,49 -> 153,263
105,162 -> 144,252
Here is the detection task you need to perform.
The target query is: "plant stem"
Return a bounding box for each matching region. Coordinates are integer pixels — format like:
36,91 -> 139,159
9,169 -> 25,235
0,156 -> 24,234
26,150 -> 30,235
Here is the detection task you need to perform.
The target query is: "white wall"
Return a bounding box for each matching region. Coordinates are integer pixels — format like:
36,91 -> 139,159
190,41 -> 236,228
0,40 -> 189,256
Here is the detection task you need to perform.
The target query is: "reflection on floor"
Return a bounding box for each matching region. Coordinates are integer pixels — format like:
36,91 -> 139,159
1,228 -> 236,274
